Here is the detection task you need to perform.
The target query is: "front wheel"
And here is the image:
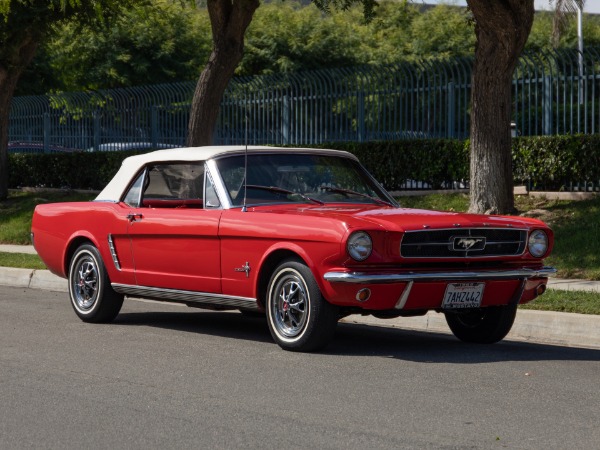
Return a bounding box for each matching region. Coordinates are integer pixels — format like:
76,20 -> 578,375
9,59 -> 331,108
444,304 -> 518,344
68,244 -> 123,323
266,259 -> 338,352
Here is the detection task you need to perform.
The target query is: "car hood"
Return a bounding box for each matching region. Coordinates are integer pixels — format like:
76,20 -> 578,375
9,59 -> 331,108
252,204 -> 548,232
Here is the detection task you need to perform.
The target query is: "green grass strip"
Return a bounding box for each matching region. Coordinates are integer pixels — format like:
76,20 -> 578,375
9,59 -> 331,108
0,252 -> 46,270
520,289 -> 600,315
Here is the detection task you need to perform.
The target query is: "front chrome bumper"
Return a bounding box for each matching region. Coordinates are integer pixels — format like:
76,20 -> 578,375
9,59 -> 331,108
323,266 -> 557,284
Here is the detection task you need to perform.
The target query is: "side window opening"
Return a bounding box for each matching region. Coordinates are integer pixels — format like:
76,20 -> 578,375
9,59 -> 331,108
205,173 -> 221,209
123,171 -> 145,207
123,163 -> 208,209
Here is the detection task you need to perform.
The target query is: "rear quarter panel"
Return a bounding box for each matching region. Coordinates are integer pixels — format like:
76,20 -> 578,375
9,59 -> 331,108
31,202 -> 132,283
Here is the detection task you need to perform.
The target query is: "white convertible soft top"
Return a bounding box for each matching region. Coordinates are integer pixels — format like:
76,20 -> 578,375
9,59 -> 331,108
95,145 -> 356,202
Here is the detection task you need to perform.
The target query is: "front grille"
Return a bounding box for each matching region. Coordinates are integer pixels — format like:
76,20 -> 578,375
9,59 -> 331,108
400,228 -> 527,258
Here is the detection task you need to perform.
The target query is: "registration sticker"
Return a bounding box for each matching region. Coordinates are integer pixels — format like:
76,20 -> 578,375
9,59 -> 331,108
442,282 -> 485,309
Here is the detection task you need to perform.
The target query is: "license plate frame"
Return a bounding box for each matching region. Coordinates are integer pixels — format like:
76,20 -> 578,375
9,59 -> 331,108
442,282 -> 485,309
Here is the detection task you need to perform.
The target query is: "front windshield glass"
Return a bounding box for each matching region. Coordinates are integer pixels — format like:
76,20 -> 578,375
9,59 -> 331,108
216,153 -> 394,207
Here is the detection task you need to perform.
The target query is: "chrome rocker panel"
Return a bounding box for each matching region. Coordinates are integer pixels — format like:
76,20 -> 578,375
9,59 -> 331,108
112,283 -> 259,311
324,266 -> 557,284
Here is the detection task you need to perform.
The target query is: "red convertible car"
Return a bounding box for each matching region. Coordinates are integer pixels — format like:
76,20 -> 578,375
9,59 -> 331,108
32,146 -> 556,351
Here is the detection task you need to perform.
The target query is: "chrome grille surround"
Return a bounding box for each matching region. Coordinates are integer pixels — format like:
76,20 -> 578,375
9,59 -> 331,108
400,228 -> 528,258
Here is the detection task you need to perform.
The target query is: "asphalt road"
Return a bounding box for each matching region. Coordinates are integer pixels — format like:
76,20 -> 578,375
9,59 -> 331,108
2,286 -> 600,449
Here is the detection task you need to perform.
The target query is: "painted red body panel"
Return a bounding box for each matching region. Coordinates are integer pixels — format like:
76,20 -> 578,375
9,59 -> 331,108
32,199 -> 553,313
127,207 -> 222,292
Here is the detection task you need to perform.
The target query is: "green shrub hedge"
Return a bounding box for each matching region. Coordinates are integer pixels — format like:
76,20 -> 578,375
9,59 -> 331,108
8,150 -> 144,191
327,135 -> 600,191
320,140 -> 469,190
8,135 -> 600,191
512,135 -> 600,191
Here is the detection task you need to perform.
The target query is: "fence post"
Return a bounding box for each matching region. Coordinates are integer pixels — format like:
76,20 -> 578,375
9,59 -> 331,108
543,75 -> 553,135
357,91 -> 365,143
447,82 -> 455,138
43,113 -> 50,153
93,112 -> 100,151
151,106 -> 158,148
282,95 -> 290,145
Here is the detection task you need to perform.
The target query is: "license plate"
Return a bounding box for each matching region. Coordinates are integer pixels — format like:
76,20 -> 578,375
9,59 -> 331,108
442,282 -> 485,309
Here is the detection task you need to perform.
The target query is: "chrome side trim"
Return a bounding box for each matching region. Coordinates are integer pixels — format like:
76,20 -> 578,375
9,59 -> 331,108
324,266 -> 557,284
111,283 -> 259,310
395,281 -> 414,310
107,234 -> 121,271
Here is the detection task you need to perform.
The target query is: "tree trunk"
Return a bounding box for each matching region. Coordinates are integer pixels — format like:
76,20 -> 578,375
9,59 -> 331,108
0,35 -> 38,200
466,0 -> 534,214
186,0 -> 259,147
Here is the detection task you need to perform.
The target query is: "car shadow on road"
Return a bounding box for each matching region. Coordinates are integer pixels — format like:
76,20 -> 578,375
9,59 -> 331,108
113,306 -> 600,364
114,309 -> 275,345
330,322 -> 600,364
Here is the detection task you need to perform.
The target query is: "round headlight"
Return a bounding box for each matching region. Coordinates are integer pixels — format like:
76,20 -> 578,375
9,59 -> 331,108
528,230 -> 548,258
347,231 -> 372,261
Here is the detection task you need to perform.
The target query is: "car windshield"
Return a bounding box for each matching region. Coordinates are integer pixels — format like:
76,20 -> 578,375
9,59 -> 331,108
216,153 -> 395,207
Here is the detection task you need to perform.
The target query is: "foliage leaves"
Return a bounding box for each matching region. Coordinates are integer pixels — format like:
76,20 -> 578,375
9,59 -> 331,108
512,134 -> 600,190
35,1 -> 209,91
17,1 -> 600,96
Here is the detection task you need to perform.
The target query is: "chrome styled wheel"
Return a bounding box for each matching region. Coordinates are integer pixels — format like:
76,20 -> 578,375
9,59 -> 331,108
266,258 -> 338,352
72,256 -> 99,312
270,269 -> 310,339
68,244 -> 123,323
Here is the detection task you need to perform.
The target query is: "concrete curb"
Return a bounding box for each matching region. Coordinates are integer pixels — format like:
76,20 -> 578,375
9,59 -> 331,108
548,278 -> 600,293
28,269 -> 69,292
342,309 -> 600,350
3,244 -> 599,292
2,266 -> 600,350
0,267 -> 67,292
0,267 -> 34,288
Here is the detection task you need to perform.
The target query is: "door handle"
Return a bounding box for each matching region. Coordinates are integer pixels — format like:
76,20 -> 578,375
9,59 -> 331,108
127,213 -> 143,222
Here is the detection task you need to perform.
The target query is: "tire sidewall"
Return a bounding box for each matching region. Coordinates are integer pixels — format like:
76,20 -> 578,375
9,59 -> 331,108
445,305 -> 517,344
68,245 -> 106,319
266,263 -> 314,347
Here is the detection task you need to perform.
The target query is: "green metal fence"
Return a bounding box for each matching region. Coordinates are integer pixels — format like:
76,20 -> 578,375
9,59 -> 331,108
9,47 -> 600,152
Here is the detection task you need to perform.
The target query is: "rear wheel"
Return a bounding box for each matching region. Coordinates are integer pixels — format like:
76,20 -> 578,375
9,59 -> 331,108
266,258 -> 338,352
444,305 -> 518,344
68,244 -> 123,323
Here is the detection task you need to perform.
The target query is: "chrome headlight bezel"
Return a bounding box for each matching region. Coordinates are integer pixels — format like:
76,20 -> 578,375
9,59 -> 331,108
528,230 -> 549,258
347,231 -> 373,262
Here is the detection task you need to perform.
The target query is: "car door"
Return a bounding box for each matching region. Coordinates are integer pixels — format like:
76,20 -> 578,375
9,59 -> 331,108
124,162 -> 223,293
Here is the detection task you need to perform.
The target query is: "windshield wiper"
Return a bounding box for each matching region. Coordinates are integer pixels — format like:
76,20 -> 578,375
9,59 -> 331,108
245,185 -> 324,205
319,185 -> 393,207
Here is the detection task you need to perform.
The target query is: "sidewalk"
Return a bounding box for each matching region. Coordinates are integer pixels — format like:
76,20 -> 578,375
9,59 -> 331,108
2,244 -> 600,350
1,244 -> 38,255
